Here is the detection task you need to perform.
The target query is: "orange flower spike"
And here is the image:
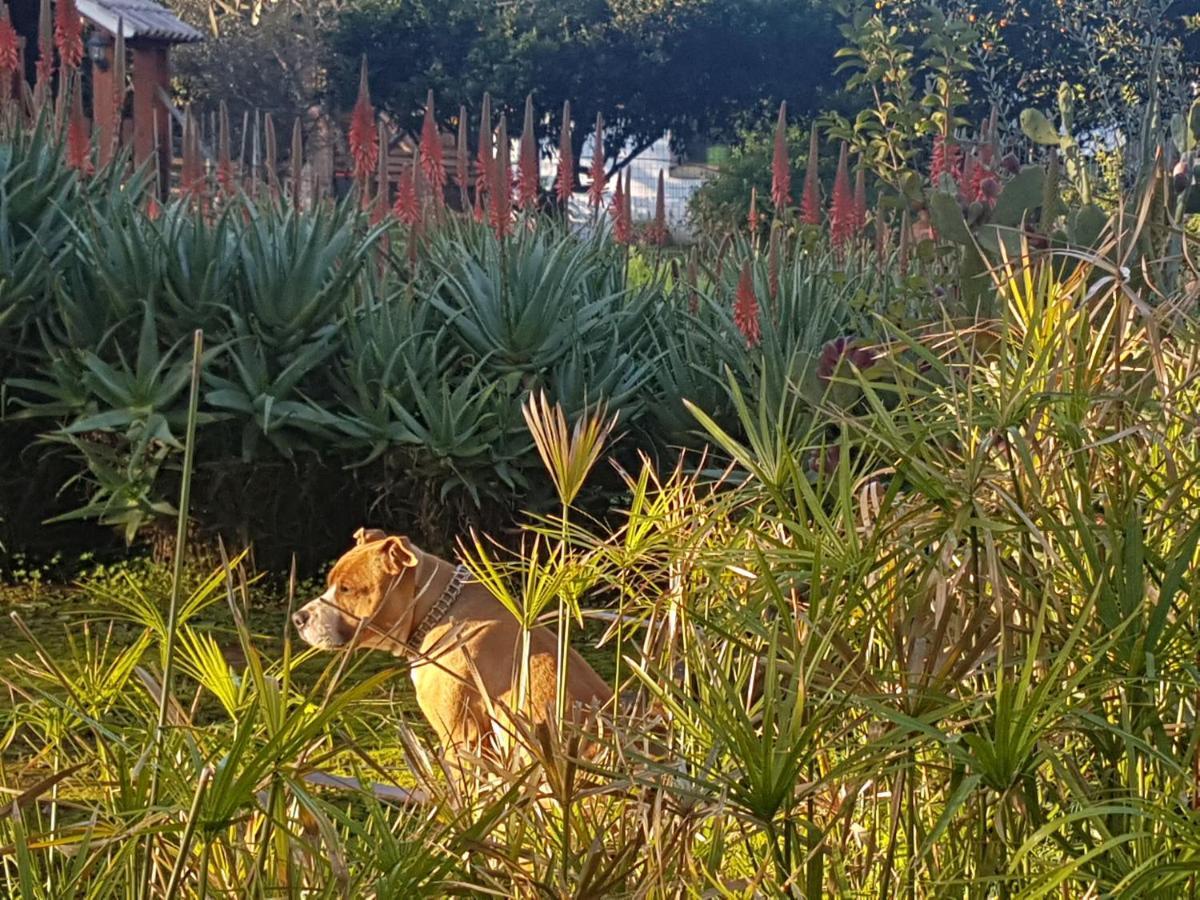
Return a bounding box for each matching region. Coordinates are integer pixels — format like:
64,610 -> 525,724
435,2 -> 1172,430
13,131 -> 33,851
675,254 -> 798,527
455,104 -> 470,207
853,164 -> 867,233
65,78 -> 92,174
475,92 -> 493,202
419,89 -> 446,202
348,57 -> 378,183
393,160 -> 420,225
800,125 -> 822,225
517,94 -> 538,209
587,112 -> 606,210
830,143 -> 854,250
54,0 -> 83,70
733,260 -> 761,348
0,4 -> 20,76
489,113 -> 511,238
770,101 -> 791,212
556,100 -> 573,204
649,169 -> 667,245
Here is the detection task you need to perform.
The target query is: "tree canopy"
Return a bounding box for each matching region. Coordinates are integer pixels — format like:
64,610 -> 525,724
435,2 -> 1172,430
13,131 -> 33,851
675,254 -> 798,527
329,0 -> 842,178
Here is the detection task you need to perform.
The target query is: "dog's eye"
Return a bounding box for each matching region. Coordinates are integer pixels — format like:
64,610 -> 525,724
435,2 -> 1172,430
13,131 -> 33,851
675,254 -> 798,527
336,584 -> 349,594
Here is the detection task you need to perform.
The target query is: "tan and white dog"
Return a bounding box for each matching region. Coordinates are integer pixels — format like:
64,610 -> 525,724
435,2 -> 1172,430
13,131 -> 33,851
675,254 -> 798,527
293,528 -> 612,761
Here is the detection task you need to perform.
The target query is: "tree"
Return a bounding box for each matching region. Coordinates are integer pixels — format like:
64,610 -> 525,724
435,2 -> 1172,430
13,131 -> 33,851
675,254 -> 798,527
844,0 -> 1198,132
173,0 -> 332,126
329,0 -> 842,187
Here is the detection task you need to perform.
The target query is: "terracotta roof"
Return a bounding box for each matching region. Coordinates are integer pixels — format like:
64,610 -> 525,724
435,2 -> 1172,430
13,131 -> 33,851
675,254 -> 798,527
76,0 -> 203,43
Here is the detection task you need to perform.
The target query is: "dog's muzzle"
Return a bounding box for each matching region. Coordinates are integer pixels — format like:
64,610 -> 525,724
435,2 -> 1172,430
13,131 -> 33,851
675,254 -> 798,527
293,590 -> 354,649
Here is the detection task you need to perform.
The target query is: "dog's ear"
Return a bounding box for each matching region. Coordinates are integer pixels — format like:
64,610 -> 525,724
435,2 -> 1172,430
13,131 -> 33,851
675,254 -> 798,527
379,535 -> 419,574
353,527 -> 388,546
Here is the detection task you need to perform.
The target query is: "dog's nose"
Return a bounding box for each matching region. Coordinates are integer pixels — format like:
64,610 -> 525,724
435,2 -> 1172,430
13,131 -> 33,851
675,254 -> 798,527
292,609 -> 310,630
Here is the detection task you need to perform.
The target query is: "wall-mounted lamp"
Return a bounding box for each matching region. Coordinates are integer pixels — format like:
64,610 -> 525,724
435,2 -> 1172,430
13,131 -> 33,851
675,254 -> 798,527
87,31 -> 112,72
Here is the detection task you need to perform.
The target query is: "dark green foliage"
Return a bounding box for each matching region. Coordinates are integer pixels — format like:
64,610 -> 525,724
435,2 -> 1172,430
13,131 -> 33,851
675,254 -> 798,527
0,136 -> 874,566
329,0 -> 842,177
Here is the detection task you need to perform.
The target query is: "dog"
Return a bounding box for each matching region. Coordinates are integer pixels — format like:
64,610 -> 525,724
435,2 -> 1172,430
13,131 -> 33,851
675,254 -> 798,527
293,528 -> 613,766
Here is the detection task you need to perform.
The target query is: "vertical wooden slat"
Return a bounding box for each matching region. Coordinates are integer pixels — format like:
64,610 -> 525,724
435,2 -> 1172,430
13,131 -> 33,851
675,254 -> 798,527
131,43 -> 170,199
91,33 -> 115,165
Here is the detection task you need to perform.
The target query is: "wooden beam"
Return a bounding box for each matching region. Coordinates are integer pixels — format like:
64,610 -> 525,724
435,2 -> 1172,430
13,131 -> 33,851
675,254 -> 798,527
131,42 -> 170,198
91,35 -> 116,165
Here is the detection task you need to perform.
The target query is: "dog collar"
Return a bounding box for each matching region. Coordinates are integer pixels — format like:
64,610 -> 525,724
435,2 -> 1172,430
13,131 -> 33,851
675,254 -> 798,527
406,564 -> 468,653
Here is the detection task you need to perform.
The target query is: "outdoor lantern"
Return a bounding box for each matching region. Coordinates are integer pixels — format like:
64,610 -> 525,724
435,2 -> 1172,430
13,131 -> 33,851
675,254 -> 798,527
87,30 -> 111,71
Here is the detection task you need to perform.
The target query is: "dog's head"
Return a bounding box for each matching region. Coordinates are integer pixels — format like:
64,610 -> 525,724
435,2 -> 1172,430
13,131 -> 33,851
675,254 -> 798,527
292,528 -> 421,651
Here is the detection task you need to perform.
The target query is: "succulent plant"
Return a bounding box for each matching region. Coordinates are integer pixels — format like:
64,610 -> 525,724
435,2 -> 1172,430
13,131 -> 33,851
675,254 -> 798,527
1169,98 -> 1200,216
928,163 -> 1046,303
1020,82 -> 1092,206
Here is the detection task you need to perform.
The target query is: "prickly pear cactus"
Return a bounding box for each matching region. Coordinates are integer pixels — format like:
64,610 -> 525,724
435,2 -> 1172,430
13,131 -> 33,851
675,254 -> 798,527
1020,84 -> 1091,204
1020,109 -> 1060,147
1170,98 -> 1200,215
928,164 -> 1047,304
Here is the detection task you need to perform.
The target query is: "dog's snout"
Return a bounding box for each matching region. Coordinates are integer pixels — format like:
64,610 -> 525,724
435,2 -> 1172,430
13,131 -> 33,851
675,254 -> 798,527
293,608 -> 311,630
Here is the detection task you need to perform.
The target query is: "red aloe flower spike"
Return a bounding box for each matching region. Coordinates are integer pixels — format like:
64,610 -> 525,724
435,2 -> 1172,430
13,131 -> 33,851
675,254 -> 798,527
475,93 -> 493,202
748,186 -> 759,237
767,226 -> 780,300
34,0 -> 52,101
217,100 -> 234,196
611,169 -> 632,244
800,125 -> 821,225
556,100 -> 573,205
853,165 -> 867,233
770,101 -> 790,212
647,169 -> 667,245
959,150 -> 977,203
413,148 -> 429,222
65,77 -> 91,174
263,113 -> 278,197
517,94 -> 538,209
348,56 -> 378,184
733,260 -> 761,349
830,143 -> 854,250
609,167 -> 624,240
623,169 -> 633,239
588,113 -> 605,210
393,159 -> 420,225
419,89 -> 445,203
290,116 -> 304,208
146,191 -> 161,220
489,113 -> 510,238
456,104 -> 470,208
977,132 -> 994,169
969,150 -> 996,205
0,4 -> 20,78
55,0 -> 83,70
930,134 -> 961,190
181,111 -> 203,198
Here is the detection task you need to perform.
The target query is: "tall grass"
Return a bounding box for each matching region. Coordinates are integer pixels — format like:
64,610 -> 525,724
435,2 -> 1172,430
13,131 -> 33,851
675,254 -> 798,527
6,208 -> 1200,896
